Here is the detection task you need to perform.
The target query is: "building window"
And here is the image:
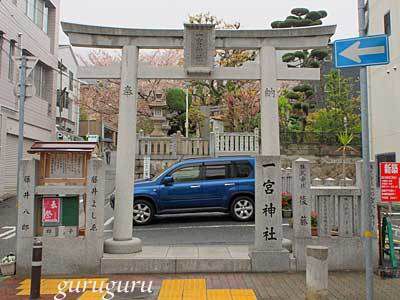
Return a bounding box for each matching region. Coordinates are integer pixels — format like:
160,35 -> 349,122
43,5 -> 49,34
384,12 -> 391,36
69,71 -> 74,91
0,32 -> 3,76
8,40 -> 16,81
25,0 -> 49,33
29,62 -> 48,100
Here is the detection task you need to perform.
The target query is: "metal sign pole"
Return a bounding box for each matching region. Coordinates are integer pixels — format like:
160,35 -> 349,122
357,0 -> 374,299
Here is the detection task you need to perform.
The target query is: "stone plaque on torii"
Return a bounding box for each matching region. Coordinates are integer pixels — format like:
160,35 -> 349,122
184,23 -> 215,75
62,21 -> 336,271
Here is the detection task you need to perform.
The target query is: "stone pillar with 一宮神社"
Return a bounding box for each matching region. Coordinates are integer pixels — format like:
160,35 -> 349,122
250,156 -> 290,272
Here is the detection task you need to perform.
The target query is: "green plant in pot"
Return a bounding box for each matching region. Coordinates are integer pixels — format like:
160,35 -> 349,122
311,211 -> 318,236
282,192 -> 293,218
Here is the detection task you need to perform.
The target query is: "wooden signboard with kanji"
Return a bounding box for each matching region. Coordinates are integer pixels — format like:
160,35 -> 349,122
28,142 -> 97,186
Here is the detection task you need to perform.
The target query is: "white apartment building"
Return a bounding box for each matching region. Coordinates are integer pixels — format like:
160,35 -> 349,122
57,45 -> 81,140
0,0 -> 59,198
368,0 -> 400,164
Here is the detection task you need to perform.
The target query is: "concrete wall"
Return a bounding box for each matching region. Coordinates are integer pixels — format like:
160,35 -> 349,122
0,0 -> 59,197
368,0 -> 400,160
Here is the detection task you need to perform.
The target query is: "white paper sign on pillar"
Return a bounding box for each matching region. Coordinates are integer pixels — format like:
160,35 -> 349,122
143,156 -> 151,179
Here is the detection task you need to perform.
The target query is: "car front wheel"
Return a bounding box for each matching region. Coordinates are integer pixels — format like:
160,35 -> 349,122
133,199 -> 154,225
231,196 -> 255,222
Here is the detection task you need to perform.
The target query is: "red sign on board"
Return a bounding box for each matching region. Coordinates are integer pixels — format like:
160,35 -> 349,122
42,198 -> 61,224
380,163 -> 400,202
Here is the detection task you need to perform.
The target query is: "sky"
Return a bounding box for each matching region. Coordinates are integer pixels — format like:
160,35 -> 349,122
59,0 -> 359,54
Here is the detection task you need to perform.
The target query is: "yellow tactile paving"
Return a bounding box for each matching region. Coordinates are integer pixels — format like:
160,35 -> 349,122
16,278 -> 109,296
158,279 -> 185,300
207,289 -> 233,300
78,290 -> 107,299
157,279 -> 256,300
182,279 -> 207,300
230,289 -> 257,300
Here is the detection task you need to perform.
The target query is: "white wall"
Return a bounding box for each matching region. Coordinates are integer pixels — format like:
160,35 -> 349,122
368,0 -> 400,159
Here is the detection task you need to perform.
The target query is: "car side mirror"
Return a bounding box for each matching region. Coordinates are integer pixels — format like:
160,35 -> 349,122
162,176 -> 174,186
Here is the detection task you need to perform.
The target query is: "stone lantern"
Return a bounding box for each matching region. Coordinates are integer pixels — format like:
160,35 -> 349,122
149,92 -> 170,136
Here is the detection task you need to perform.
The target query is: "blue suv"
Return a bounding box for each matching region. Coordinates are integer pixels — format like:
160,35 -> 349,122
112,156 -> 255,225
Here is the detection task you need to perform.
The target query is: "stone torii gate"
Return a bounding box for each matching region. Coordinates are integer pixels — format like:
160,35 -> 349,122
63,22 -> 335,271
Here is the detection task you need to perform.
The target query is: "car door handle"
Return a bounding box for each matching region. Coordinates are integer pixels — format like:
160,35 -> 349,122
190,185 -> 201,189
225,183 -> 235,186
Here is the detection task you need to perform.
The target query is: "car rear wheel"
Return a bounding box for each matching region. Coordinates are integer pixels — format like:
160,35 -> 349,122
231,196 -> 255,222
133,199 -> 154,225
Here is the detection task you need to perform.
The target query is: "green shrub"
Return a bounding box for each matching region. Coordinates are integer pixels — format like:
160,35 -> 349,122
291,8 -> 309,17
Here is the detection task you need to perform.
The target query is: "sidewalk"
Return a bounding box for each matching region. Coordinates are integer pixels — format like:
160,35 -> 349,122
0,272 -> 399,299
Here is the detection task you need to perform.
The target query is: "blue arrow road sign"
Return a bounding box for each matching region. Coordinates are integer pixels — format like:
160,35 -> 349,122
334,35 -> 390,68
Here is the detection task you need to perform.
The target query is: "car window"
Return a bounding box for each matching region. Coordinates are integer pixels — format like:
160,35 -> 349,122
204,164 -> 228,180
234,161 -> 252,178
171,165 -> 201,183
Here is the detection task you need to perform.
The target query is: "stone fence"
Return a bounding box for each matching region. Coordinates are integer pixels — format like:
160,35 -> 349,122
291,158 -> 377,271
136,131 -> 210,159
135,129 -> 361,160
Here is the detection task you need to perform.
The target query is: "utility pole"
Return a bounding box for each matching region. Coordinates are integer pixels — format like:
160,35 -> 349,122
357,0 -> 374,299
16,33 -> 26,211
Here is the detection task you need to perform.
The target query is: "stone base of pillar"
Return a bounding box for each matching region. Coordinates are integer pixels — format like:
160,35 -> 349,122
249,249 -> 290,272
306,246 -> 329,300
104,238 -> 142,254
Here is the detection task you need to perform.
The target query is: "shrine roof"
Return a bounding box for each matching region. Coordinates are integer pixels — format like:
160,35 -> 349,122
28,142 -> 97,153
148,101 -> 167,107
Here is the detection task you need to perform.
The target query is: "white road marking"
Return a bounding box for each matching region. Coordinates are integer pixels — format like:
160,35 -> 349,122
3,233 -> 16,240
0,226 -> 16,239
104,217 -> 114,227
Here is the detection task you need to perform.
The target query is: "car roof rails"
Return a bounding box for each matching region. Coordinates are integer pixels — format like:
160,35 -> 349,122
182,156 -> 214,161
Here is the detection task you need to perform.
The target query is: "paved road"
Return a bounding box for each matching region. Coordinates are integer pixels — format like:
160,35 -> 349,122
0,197 -> 292,260
0,197 -> 17,258
103,201 -> 293,245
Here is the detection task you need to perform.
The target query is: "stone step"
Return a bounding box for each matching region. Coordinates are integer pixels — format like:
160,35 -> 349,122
101,245 -> 251,274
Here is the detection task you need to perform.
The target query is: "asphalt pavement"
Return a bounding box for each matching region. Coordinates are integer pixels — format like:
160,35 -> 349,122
0,197 -> 17,259
103,201 -> 293,245
1,197 -> 292,261
6,197 -> 399,259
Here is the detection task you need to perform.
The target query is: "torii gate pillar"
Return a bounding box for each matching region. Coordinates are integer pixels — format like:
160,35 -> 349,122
104,46 -> 142,254
249,45 -> 290,271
